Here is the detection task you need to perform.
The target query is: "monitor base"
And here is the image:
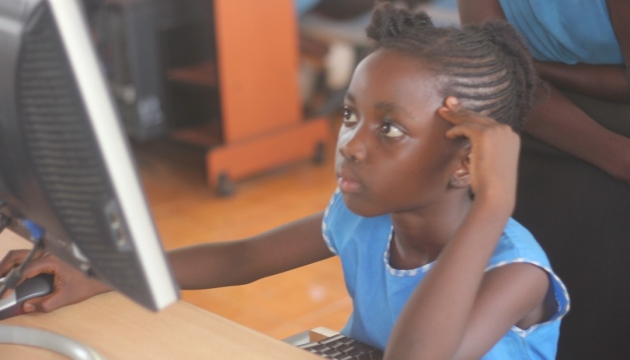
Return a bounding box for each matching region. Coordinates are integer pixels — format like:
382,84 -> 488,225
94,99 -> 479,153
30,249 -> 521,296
0,324 -> 104,360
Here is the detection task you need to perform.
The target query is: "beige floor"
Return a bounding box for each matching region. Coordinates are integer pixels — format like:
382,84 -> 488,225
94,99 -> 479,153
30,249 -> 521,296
132,119 -> 350,340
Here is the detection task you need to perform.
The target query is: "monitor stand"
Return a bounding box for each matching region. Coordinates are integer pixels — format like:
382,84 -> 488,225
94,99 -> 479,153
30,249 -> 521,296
0,324 -> 105,359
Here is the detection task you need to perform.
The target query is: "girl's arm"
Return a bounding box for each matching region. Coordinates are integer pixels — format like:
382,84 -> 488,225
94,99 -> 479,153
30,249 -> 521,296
0,212 -> 333,312
384,98 -> 550,360
169,211 -> 334,289
459,0 -> 630,185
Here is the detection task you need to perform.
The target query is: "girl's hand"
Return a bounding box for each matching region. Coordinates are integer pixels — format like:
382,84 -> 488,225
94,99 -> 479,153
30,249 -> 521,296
0,250 -> 110,313
438,96 -> 520,208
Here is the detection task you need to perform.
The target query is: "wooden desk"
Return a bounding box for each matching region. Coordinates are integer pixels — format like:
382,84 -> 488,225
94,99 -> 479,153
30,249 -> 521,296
0,231 -> 319,359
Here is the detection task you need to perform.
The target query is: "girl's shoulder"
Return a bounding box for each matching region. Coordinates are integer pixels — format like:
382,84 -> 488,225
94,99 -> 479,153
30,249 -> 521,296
488,218 -> 571,326
489,218 -> 550,268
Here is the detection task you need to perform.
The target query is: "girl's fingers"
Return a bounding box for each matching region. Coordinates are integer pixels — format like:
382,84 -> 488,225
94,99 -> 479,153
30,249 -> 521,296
439,106 -> 494,127
25,293 -> 58,313
444,122 -> 482,139
438,97 -> 496,126
0,250 -> 28,273
440,97 -> 516,144
0,250 -> 46,277
19,257 -> 64,283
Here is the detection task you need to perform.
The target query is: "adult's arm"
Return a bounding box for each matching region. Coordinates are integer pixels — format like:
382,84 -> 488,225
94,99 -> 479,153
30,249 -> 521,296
524,85 -> 630,182
312,0 -> 376,20
533,0 -> 630,104
313,0 -> 434,20
458,0 -> 630,185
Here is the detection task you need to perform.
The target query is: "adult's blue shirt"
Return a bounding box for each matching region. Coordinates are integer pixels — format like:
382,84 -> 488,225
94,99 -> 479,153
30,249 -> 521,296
498,0 -> 622,64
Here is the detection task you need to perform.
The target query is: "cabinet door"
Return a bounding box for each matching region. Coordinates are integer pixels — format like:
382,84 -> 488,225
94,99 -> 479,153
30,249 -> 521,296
214,0 -> 302,142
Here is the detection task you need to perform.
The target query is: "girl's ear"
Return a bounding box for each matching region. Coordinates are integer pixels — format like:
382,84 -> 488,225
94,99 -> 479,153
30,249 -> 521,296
449,149 -> 471,189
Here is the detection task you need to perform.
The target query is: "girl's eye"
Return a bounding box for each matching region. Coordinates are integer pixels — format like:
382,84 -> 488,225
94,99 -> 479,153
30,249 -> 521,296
343,108 -> 358,125
380,122 -> 404,138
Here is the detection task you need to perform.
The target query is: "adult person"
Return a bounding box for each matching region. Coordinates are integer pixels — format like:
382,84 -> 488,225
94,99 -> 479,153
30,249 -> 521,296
458,1 -> 630,359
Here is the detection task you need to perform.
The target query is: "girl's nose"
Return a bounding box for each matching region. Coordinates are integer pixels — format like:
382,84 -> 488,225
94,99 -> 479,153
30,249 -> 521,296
338,128 -> 367,163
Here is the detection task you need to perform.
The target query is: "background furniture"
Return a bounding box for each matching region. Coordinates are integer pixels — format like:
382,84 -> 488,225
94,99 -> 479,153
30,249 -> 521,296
165,0 -> 331,194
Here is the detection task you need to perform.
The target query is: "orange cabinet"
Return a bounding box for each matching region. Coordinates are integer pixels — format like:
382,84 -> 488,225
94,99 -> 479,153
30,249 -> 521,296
168,0 -> 331,194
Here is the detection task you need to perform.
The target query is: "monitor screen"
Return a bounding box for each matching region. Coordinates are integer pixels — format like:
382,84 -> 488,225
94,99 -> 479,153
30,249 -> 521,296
0,0 -> 179,311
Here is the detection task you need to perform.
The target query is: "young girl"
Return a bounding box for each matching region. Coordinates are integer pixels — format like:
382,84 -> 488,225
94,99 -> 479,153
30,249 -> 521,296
0,2 -> 569,359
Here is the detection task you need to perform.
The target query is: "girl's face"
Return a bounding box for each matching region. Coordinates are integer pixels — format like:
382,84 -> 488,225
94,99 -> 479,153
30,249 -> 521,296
336,49 -> 464,217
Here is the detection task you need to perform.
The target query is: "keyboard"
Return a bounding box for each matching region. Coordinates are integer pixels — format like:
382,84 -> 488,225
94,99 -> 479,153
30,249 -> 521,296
297,333 -> 384,360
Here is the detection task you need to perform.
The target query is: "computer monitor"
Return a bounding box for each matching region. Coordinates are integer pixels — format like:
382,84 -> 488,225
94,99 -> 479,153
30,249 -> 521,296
0,0 -> 179,311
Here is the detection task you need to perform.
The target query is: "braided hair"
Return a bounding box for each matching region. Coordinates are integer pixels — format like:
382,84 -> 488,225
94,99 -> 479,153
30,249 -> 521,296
365,1 -> 538,131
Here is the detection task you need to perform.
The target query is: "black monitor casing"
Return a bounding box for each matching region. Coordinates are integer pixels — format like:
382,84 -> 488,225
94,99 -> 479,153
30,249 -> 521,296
0,0 -> 178,311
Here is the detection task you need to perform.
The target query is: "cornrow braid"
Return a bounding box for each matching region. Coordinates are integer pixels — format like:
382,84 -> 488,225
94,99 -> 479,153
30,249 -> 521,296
366,1 -> 538,131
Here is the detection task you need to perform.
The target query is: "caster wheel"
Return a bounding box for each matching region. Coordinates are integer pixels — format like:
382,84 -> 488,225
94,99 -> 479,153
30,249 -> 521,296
216,173 -> 235,197
313,142 -> 326,165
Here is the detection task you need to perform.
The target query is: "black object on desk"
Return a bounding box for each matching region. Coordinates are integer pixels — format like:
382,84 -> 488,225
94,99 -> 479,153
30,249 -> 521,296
298,333 -> 384,360
0,274 -> 54,320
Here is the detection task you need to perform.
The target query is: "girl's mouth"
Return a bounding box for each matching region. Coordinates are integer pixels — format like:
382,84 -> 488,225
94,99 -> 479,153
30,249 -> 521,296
338,176 -> 362,193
